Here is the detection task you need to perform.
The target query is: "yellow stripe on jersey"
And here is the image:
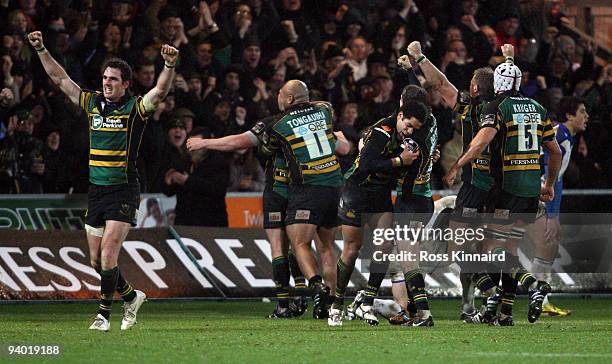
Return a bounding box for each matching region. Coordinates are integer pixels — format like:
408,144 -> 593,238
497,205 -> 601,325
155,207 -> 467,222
507,130 -> 543,137
87,113 -> 130,119
291,134 -> 334,150
503,164 -> 541,171
94,127 -> 128,132
89,161 -> 128,167
90,149 -> 127,156
503,153 -> 540,161
302,163 -> 340,174
304,155 -> 336,167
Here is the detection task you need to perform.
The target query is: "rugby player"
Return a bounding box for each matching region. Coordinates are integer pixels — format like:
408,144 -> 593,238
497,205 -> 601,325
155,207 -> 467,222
187,80 -> 349,319
528,96 -> 588,316
28,31 -> 178,331
328,99 -> 427,326
403,41 -> 503,323
443,58 -> 562,325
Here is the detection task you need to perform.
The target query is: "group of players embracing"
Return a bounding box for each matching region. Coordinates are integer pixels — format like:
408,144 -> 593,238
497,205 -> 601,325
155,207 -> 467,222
186,40 -> 566,328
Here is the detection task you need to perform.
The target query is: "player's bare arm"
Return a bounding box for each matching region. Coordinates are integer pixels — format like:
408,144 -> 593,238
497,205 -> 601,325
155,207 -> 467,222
143,44 -> 179,113
443,127 -> 497,187
28,31 -> 81,105
186,131 -> 258,152
333,131 -> 351,155
541,139 -> 562,202
406,41 -> 458,107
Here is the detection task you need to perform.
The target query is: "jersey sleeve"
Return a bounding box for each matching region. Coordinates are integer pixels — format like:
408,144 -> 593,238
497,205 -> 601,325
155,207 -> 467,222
541,113 -> 555,142
79,89 -> 96,111
358,126 -> 395,173
136,96 -> 154,119
480,100 -> 501,130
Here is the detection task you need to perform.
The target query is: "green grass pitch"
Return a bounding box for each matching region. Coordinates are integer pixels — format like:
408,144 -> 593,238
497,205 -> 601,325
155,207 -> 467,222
1,297 -> 611,364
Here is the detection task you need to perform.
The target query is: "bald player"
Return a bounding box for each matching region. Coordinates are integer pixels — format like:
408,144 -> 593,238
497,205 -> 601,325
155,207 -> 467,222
187,80 -> 348,319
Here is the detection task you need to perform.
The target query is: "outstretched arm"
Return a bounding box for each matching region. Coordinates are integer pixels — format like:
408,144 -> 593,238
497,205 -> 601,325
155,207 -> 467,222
143,45 -> 179,113
407,41 -> 457,107
28,31 -> 81,105
186,131 -> 258,152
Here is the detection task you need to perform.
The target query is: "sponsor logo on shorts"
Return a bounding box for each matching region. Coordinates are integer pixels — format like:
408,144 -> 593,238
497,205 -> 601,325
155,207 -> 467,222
268,212 -> 282,222
494,209 -> 510,220
346,209 -> 356,219
462,207 -> 477,218
119,203 -> 132,216
295,210 -> 311,220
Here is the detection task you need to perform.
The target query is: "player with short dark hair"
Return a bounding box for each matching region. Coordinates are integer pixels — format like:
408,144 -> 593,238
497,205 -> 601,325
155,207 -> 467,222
28,31 -> 178,331
528,96 -> 588,317
328,100 -> 426,326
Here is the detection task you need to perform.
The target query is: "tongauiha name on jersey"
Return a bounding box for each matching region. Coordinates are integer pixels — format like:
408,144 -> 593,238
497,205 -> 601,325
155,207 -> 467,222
286,111 -> 326,128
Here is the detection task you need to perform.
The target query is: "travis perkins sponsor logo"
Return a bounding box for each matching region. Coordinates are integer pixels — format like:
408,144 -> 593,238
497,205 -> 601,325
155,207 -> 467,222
286,111 -> 326,128
92,115 -> 125,130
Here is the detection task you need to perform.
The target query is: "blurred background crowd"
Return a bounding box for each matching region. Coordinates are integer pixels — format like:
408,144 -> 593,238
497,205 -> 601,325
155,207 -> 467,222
0,0 -> 610,198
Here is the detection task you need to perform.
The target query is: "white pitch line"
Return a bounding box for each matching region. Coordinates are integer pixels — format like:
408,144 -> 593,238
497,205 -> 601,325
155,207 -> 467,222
461,351 -> 612,359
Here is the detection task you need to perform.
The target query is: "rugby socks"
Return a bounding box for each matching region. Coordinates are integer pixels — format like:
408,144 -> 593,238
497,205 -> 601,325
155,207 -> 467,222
333,258 -> 354,308
363,260 -> 389,305
405,269 -> 430,316
272,256 -> 291,308
115,269 -> 136,302
514,270 -> 537,290
474,272 -> 497,296
500,273 -> 517,317
406,289 -> 417,316
98,267 -> 119,319
288,250 -> 307,295
532,257 -> 554,274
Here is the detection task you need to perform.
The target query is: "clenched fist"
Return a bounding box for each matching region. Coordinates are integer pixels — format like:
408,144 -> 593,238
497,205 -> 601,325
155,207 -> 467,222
407,41 -> 422,59
161,44 -> 179,66
27,31 -> 44,50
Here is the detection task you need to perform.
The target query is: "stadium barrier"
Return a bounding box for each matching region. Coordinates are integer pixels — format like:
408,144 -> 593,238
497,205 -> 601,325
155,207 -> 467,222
1,225 -> 611,300
1,191 -> 611,300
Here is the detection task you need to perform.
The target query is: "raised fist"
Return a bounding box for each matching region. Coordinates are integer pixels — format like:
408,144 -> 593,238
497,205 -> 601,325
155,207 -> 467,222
501,43 -> 514,60
27,31 -> 44,50
397,55 -> 412,70
407,41 -> 422,59
161,44 -> 179,66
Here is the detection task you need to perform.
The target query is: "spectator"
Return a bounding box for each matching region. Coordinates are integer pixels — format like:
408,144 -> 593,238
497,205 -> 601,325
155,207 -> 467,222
228,148 -> 265,192
41,127 -> 71,193
163,127 -> 230,226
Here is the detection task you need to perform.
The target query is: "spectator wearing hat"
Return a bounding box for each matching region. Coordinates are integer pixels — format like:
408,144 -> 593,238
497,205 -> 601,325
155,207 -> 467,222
41,127 -> 71,192
322,44 -> 351,105
268,0 -> 320,55
132,59 -> 156,96
152,117 -> 187,192
163,127 -> 230,227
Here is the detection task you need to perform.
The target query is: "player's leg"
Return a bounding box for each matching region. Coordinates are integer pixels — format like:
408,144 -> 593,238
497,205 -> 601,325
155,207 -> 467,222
267,227 -> 293,318
288,247 -> 308,316
332,224 -> 361,311
527,213 -> 570,316
314,228 -> 337,305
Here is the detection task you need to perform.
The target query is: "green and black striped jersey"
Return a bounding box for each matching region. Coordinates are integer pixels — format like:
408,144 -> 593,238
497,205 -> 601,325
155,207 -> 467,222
344,115 -> 403,191
251,115 -> 289,197
263,101 -> 342,187
453,91 -> 494,191
481,95 -> 555,197
80,90 -> 150,186
397,114 -> 438,198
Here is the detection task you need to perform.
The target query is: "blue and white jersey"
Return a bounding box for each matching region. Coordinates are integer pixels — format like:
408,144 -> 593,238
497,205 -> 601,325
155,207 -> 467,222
543,123 -> 574,217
